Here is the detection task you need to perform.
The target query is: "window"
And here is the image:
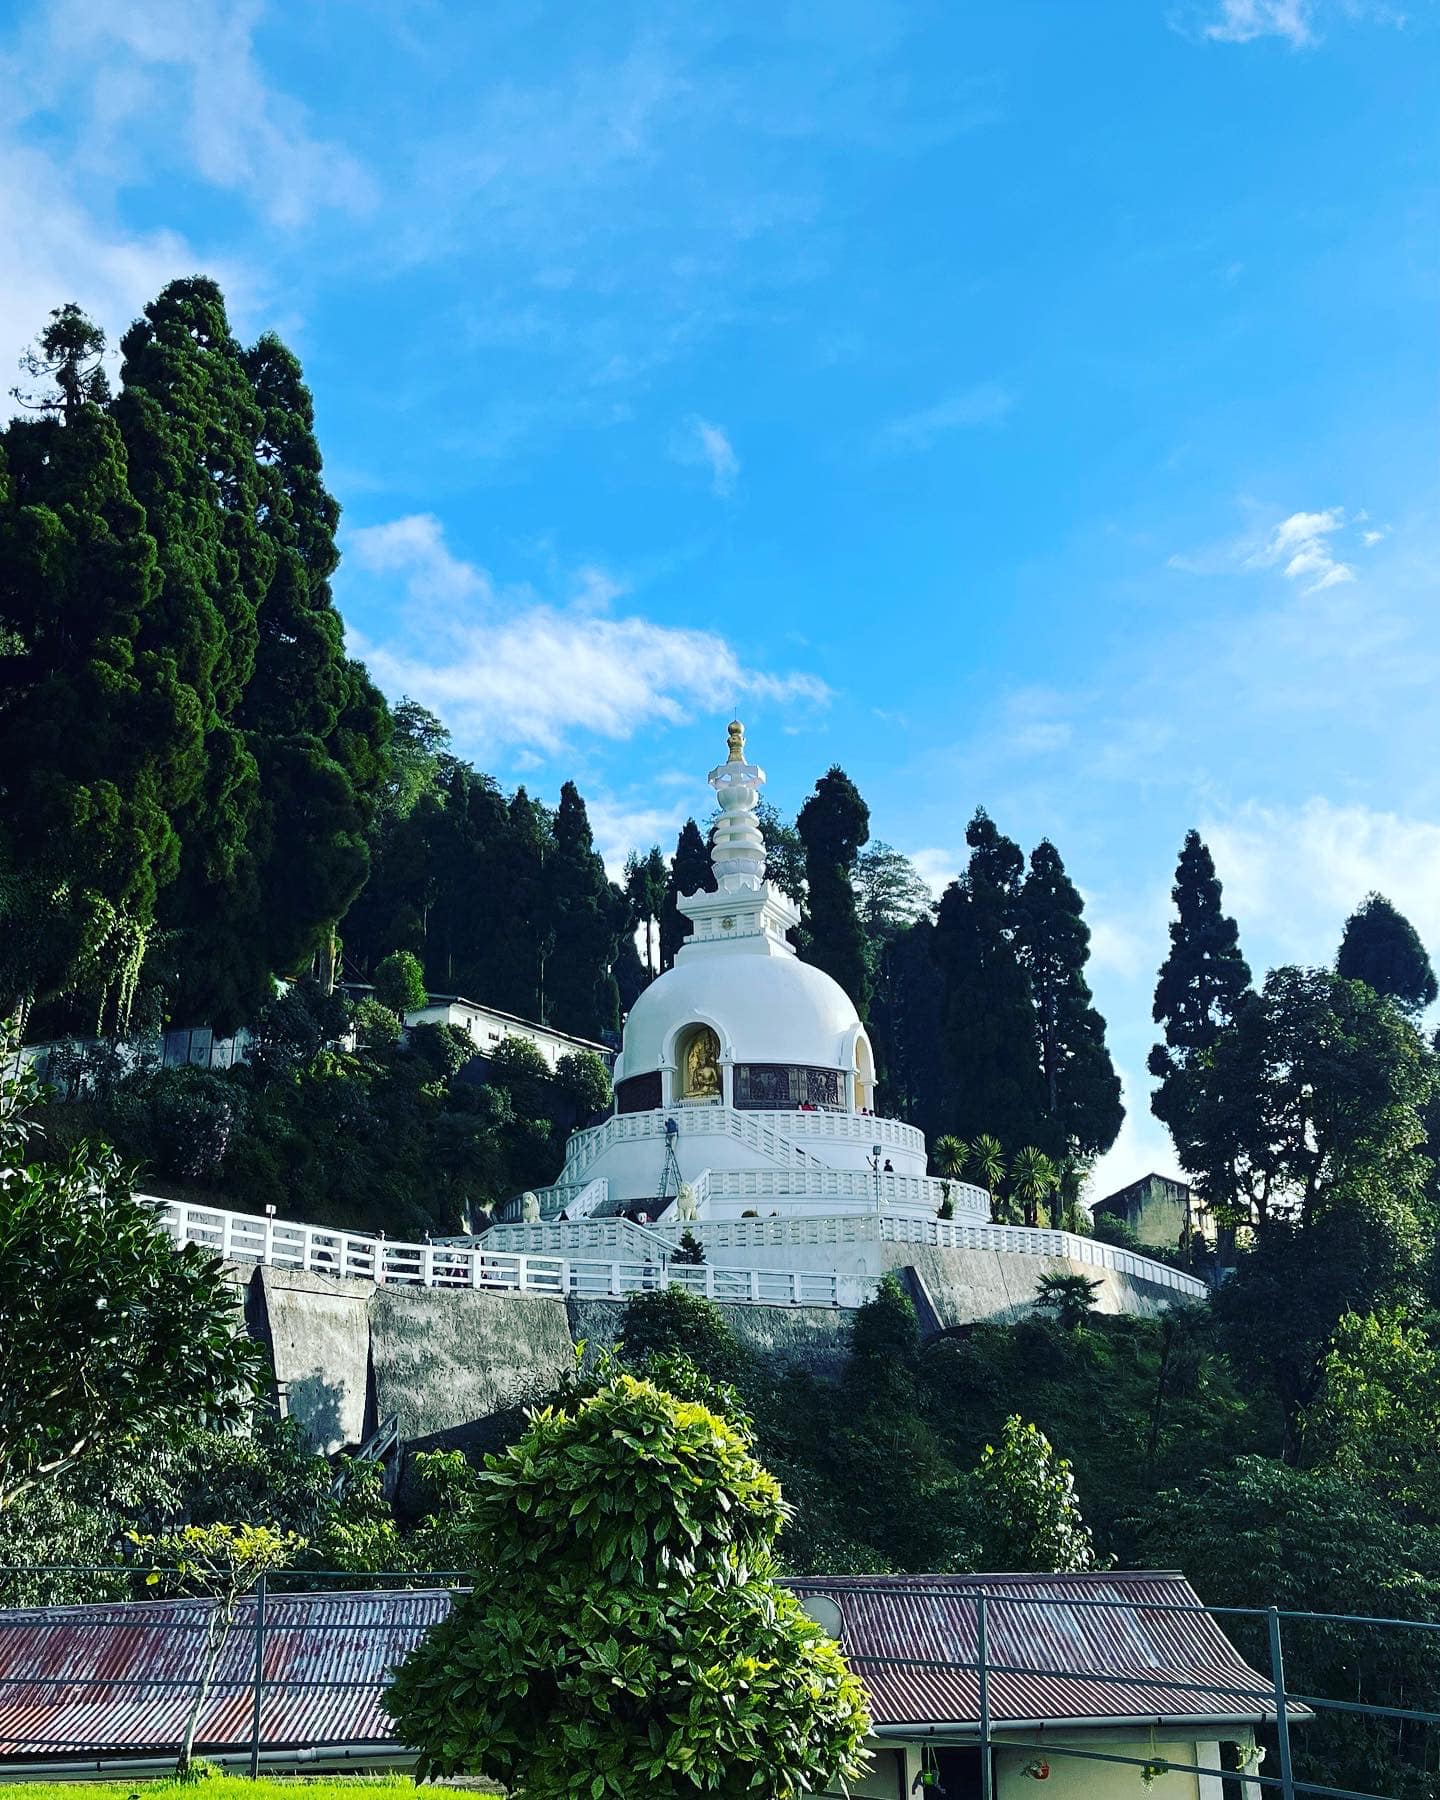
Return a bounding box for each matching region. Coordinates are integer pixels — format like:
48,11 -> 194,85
733,1064 -> 845,1110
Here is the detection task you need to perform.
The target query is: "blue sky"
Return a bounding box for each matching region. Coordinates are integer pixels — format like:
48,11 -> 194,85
3,0 -> 1436,1191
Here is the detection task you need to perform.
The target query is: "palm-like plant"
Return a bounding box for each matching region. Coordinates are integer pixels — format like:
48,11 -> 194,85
1010,1145 -> 1058,1229
967,1134 -> 1006,1219
1035,1271 -> 1103,1330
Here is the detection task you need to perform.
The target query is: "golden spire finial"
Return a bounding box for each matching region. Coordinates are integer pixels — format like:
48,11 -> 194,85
726,718 -> 745,763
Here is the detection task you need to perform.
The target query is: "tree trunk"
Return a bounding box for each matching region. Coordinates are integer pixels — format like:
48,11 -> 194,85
177,1597 -> 240,1776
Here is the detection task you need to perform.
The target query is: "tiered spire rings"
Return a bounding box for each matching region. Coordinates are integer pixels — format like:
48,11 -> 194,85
708,719 -> 767,890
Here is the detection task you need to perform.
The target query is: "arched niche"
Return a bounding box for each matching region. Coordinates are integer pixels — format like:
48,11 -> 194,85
675,1022 -> 723,1102
852,1029 -> 876,1113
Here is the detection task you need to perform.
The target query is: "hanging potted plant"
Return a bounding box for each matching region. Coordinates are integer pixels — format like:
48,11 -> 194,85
1140,1758 -> 1171,1787
1021,1758 -> 1050,1779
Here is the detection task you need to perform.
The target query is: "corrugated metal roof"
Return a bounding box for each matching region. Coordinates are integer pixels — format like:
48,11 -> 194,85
0,1588 -> 453,1758
783,1571 -> 1284,1731
0,1571 -> 1284,1763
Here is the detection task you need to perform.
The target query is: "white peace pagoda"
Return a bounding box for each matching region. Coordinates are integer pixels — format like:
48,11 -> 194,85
492,721 -> 990,1247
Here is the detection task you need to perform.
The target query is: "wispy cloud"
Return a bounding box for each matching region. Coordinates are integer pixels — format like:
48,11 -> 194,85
674,415 -> 740,497
1169,504 -> 1367,594
1183,0 -> 1406,45
876,382 -> 1014,454
344,514 -> 828,757
12,0 -> 373,229
1199,0 -> 1318,43
1244,506 -> 1356,593
1205,797 -> 1440,968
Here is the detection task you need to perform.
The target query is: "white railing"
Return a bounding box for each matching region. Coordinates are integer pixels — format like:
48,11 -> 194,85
704,1166 -> 984,1214
559,1106 -> 930,1183
484,1214 -> 679,1260
145,1197 -> 865,1308
657,1211 -> 1207,1298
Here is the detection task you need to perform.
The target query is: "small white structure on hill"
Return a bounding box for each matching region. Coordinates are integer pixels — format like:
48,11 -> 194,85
482,720 -> 1210,1317
537,720 -> 983,1225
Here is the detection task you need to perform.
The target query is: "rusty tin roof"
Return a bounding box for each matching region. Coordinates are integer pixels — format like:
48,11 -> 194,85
0,1570 -> 1282,1763
784,1570 -> 1283,1731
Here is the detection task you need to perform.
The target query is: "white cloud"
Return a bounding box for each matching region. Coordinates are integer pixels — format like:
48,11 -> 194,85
1171,504 -> 1367,596
1204,797 -> 1440,969
1187,0 -> 1406,45
1244,506 -> 1357,593
674,416 -> 740,497
584,794 -> 690,879
20,0 -> 373,229
877,382 -> 1014,453
344,514 -> 829,757
1200,0 -> 1317,43
909,848 -> 962,900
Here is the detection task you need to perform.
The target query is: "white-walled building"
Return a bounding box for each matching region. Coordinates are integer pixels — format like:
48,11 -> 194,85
402,994 -> 613,1074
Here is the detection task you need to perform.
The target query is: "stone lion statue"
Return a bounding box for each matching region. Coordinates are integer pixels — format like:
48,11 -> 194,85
675,1180 -> 699,1222
520,1190 -> 541,1223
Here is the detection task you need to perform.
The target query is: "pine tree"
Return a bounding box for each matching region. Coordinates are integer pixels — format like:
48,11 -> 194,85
659,819 -> 714,970
1337,893 -> 1438,1013
932,810 -> 1047,1153
624,845 -> 668,977
1149,831 -> 1252,1147
544,783 -> 624,1040
113,278 -> 273,1030
239,331 -> 389,988
1018,839 -> 1123,1191
0,342 -> 177,1024
797,765 -> 871,1015
490,789 -> 553,1018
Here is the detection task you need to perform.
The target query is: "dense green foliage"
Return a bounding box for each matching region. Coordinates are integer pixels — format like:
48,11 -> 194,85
797,764 -> 872,1015
1337,890 -> 1438,1013
42,984 -> 608,1236
385,1373 -> 872,1798
1149,830 -> 1252,1158
0,1037 -> 262,1509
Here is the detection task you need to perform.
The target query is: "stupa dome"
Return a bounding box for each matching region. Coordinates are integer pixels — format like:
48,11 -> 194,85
611,721 -> 876,1115
615,951 -> 864,1086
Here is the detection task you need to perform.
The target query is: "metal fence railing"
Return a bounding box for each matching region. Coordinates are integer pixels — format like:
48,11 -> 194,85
0,1569 -> 1434,1798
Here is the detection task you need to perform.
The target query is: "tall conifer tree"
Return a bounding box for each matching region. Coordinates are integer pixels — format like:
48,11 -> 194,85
1018,840 -> 1123,1205
797,765 -> 871,1015
0,328 -> 178,1024
1149,830 -> 1252,1147
659,819 -> 715,970
1337,893 -> 1438,1014
933,810 -> 1047,1152
545,783 -> 625,1040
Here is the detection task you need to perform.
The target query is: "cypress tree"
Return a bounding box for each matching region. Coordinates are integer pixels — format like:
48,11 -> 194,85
1149,830 -> 1252,1146
933,810 -> 1047,1153
0,332 -> 178,1024
544,783 -> 624,1040
489,788 -> 552,1020
1018,839 -> 1123,1197
239,331 -> 389,988
1337,893 -> 1438,1013
870,917 -> 946,1135
659,818 -> 714,970
797,765 -> 871,1015
112,278 -> 273,1029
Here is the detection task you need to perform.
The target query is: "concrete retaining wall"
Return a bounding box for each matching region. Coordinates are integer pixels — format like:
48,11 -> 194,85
235,1241 -> 1192,1462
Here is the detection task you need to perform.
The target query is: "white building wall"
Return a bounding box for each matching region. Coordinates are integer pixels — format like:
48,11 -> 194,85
406,1000 -> 612,1073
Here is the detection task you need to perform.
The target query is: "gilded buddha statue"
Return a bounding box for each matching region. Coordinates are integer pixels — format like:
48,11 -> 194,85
683,1026 -> 722,1099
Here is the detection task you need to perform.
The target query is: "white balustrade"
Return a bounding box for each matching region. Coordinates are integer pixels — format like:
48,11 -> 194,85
143,1196 -> 865,1309
561,1105 -> 932,1183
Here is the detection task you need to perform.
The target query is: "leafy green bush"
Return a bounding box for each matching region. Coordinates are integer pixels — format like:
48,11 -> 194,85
386,1374 -> 871,1798
373,950 -> 428,1016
